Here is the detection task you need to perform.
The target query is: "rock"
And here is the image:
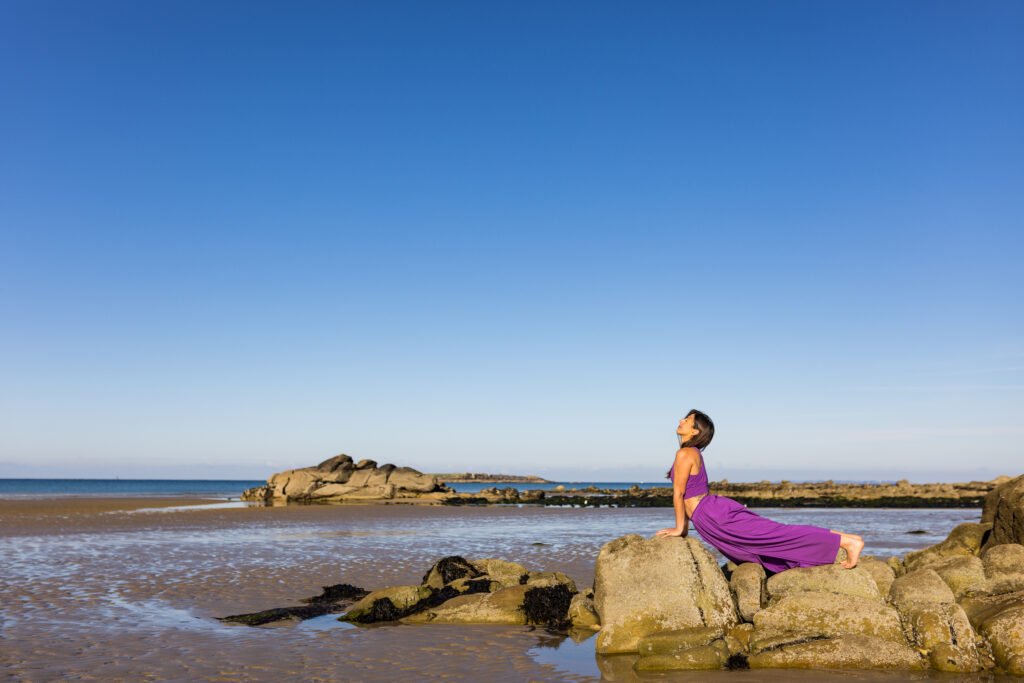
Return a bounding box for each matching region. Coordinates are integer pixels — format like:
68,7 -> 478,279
888,568 -> 956,609
593,535 -> 737,654
747,634 -> 926,670
342,584 -> 433,623
316,454 -> 354,471
982,543 -> 1024,584
523,571 -> 577,592
858,556 -> 896,597
568,589 -> 600,630
903,522 -> 992,572
929,556 -> 986,599
886,566 -> 982,673
469,558 -> 529,588
982,474 -> 1024,547
421,556 -> 482,590
344,469 -> 375,488
389,467 -> 441,493
752,592 -> 905,643
307,483 -> 362,498
728,623 -> 755,651
637,626 -> 725,655
959,590 -> 1024,630
634,640 -> 730,671
765,564 -> 880,602
977,603 -> 1024,675
729,563 -> 766,622
241,454 -> 447,503
276,469 -> 320,498
901,603 -> 981,672
403,585 -> 530,625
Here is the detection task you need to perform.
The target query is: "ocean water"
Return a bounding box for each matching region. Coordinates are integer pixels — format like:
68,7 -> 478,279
0,478 -> 266,497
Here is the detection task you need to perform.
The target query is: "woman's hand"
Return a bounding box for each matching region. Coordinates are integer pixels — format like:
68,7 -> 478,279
655,526 -> 687,538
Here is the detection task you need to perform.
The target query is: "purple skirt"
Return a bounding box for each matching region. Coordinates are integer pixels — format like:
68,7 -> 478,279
690,494 -> 842,574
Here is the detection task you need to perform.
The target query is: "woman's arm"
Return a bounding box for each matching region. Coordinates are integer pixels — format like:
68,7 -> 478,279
656,448 -> 694,537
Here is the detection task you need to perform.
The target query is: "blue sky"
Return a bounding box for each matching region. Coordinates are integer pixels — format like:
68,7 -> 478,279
1,1 -> 1021,481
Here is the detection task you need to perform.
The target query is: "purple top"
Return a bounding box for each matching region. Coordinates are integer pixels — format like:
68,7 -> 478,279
668,447 -> 709,498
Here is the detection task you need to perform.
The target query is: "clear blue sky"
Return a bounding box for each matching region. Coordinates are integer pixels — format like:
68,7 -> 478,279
1,1 -> 1021,481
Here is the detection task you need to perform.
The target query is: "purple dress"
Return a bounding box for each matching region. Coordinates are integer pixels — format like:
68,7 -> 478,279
670,449 -> 842,574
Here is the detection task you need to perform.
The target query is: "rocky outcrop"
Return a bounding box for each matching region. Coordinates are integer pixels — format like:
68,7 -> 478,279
241,454 -> 451,503
430,476 -> 1005,508
338,556 -> 581,629
622,475 -> 1024,674
429,472 -> 550,483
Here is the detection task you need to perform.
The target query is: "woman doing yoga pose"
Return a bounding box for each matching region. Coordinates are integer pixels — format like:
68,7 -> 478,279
655,410 -> 864,572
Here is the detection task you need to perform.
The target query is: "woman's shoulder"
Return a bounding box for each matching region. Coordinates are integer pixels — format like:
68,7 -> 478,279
675,446 -> 701,461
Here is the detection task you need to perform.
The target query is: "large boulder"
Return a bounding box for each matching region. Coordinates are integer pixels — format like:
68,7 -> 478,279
981,543 -> 1024,594
903,522 -> 992,572
929,556 -> 986,599
765,564 -> 881,602
747,634 -> 926,670
729,562 -> 766,622
752,592 -> 905,643
858,556 -> 896,598
887,568 -> 980,672
902,602 -> 981,672
888,568 -> 956,609
593,535 -> 737,654
976,603 -> 1024,675
982,474 -> 1024,547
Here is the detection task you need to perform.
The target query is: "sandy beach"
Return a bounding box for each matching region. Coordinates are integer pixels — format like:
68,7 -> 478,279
4,496 -> 1013,682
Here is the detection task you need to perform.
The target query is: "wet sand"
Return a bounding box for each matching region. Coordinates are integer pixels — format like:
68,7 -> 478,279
2,497 -> 1006,682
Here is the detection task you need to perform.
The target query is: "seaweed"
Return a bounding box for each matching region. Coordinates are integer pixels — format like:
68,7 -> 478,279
421,556 -> 481,585
300,583 -> 369,604
725,653 -> 750,670
522,584 -> 576,630
219,583 -> 368,626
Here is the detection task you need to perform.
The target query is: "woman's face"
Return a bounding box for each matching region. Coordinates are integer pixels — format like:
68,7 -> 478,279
677,414 -> 699,440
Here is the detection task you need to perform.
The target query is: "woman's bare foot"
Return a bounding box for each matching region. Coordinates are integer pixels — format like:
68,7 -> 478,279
837,533 -> 864,568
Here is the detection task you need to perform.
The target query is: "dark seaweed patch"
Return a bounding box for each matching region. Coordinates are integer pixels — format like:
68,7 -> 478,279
725,653 -> 750,670
522,584 -> 576,629
421,556 -> 481,585
300,583 -> 368,604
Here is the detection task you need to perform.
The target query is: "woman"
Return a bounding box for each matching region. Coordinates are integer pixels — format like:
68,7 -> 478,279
655,410 -> 864,572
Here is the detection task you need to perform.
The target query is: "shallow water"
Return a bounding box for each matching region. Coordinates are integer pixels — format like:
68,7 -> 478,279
0,500 -> 997,682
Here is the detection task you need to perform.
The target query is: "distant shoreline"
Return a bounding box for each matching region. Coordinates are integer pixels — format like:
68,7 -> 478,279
430,473 -> 551,483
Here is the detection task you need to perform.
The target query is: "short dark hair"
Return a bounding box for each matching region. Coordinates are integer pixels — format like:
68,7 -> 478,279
680,409 -> 715,449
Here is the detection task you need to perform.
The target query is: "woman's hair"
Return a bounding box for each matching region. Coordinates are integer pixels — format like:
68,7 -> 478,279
667,409 -> 715,478
680,409 -> 715,449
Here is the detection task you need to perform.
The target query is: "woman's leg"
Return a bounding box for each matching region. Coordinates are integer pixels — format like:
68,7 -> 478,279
830,530 -> 865,569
